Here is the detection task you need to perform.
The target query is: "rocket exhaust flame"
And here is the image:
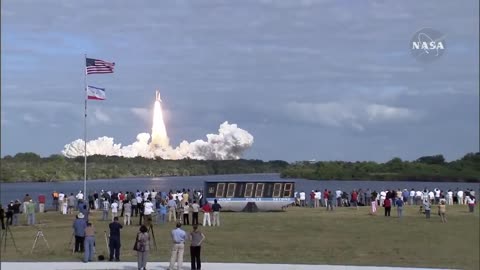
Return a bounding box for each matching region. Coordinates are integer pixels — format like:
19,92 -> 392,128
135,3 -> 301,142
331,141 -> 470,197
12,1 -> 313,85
150,90 -> 169,148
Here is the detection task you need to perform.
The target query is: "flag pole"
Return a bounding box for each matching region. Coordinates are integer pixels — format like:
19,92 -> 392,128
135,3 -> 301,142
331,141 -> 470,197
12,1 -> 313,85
84,54 -> 88,197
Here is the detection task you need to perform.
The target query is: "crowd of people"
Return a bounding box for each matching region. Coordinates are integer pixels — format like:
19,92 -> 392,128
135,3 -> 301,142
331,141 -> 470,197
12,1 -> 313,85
61,188 -> 217,270
294,188 -> 477,219
0,186 -> 477,269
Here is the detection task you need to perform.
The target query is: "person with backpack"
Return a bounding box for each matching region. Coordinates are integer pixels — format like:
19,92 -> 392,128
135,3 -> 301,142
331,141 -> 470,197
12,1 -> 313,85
135,225 -> 150,270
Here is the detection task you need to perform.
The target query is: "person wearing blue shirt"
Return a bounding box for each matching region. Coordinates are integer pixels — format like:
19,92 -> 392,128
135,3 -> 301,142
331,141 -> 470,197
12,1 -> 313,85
395,198 -> 404,218
169,223 -> 186,270
157,200 -> 167,224
72,213 -> 87,253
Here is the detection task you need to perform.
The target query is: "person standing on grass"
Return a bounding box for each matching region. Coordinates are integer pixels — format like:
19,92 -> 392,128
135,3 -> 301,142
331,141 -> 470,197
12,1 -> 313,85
111,200 -> 119,222
83,222 -> 95,263
123,200 -> 132,226
38,194 -> 46,213
309,190 -> 315,208
168,197 -> 177,222
191,200 -> 200,225
136,225 -> 150,270
67,193 -> 75,215
423,199 -> 431,219
299,191 -> 306,207
351,190 -> 358,209
143,199 -> 154,227
447,190 -> 454,205
102,198 -> 110,221
183,202 -> 190,225
169,222 -> 186,270
395,197 -> 404,218
438,200 -> 447,223
12,200 -> 21,226
466,195 -> 476,213
26,199 -> 36,225
159,200 -> 168,224
212,199 -> 222,226
190,224 -> 205,270
383,198 -> 391,217
202,201 -> 212,226
131,197 -> 138,217
326,191 -> 334,211
73,213 -> 87,253
323,189 -> 329,208
109,216 -> 123,261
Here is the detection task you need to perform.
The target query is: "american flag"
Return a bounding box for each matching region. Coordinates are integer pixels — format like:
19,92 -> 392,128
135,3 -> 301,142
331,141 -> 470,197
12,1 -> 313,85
86,58 -> 115,74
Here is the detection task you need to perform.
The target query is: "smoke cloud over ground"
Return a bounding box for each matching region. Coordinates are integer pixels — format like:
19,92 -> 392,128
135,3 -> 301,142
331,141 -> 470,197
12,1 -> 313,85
62,121 -> 254,160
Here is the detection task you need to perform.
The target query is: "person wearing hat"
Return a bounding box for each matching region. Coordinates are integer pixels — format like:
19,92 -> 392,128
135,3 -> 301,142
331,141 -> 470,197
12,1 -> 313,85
73,213 -> 87,253
26,199 -> 36,225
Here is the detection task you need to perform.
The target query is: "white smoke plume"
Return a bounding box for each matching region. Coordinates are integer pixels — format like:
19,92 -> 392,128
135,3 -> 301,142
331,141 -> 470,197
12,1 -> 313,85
62,121 -> 254,160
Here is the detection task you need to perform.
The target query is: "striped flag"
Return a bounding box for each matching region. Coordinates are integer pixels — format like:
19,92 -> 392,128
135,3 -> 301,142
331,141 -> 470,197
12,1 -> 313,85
87,85 -> 106,100
86,58 -> 115,74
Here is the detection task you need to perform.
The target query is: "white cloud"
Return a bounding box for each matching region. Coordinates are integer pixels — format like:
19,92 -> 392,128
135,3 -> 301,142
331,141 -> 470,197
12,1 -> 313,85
130,107 -> 150,122
23,113 -> 38,123
286,101 -> 360,129
366,104 -> 413,122
286,101 -> 417,130
93,108 -> 110,123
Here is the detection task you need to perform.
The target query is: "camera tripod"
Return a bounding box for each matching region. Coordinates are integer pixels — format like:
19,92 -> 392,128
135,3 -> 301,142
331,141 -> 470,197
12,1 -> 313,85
31,229 -> 50,254
148,223 -> 157,251
1,223 -> 19,252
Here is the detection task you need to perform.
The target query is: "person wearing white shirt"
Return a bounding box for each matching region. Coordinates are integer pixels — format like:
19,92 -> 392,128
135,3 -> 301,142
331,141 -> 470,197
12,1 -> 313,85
434,189 -> 441,204
111,201 -> 119,221
315,190 -> 321,208
379,191 -> 386,207
409,189 -> 415,205
415,190 -> 423,205
447,190 -> 454,205
457,190 -> 464,205
428,191 -> 434,204
58,192 -> 65,213
143,200 -> 154,227
136,195 -> 143,204
299,191 -> 306,207
466,196 -> 476,212
76,191 -> 84,201
335,190 -> 342,207
151,190 -> 157,200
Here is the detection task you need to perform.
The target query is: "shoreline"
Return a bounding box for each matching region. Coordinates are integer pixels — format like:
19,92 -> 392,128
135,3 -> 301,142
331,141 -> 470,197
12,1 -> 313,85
1,172 -> 479,184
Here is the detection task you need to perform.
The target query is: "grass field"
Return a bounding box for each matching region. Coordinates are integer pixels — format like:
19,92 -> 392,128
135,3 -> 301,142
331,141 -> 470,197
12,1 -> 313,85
0,205 -> 478,270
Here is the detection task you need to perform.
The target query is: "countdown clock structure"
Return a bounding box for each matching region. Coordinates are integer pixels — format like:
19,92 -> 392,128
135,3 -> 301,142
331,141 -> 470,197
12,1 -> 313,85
204,181 -> 295,211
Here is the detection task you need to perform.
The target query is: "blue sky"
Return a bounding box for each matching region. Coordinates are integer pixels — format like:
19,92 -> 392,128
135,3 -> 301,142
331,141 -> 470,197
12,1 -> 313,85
1,0 -> 479,162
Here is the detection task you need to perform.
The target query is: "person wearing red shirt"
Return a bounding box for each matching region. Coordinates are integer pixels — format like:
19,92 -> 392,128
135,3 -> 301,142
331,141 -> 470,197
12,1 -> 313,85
309,191 -> 315,208
383,197 -> 392,216
38,195 -> 46,213
351,190 -> 358,209
323,189 -> 329,208
201,202 -> 212,226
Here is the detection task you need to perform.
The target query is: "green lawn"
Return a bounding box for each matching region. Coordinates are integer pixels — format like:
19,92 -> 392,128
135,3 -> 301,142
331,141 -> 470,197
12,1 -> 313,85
1,205 -> 478,270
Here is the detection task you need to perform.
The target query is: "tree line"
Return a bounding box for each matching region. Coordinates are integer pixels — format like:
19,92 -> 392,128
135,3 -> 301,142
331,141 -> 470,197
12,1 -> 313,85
281,153 -> 480,182
0,153 -> 288,182
0,152 -> 479,182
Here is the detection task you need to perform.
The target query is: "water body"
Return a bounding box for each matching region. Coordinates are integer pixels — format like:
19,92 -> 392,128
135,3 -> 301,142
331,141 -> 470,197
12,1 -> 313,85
1,174 -> 478,206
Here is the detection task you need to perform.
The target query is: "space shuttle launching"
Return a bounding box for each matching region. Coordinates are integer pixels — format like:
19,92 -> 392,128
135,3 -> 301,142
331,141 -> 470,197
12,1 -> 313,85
155,90 -> 162,102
